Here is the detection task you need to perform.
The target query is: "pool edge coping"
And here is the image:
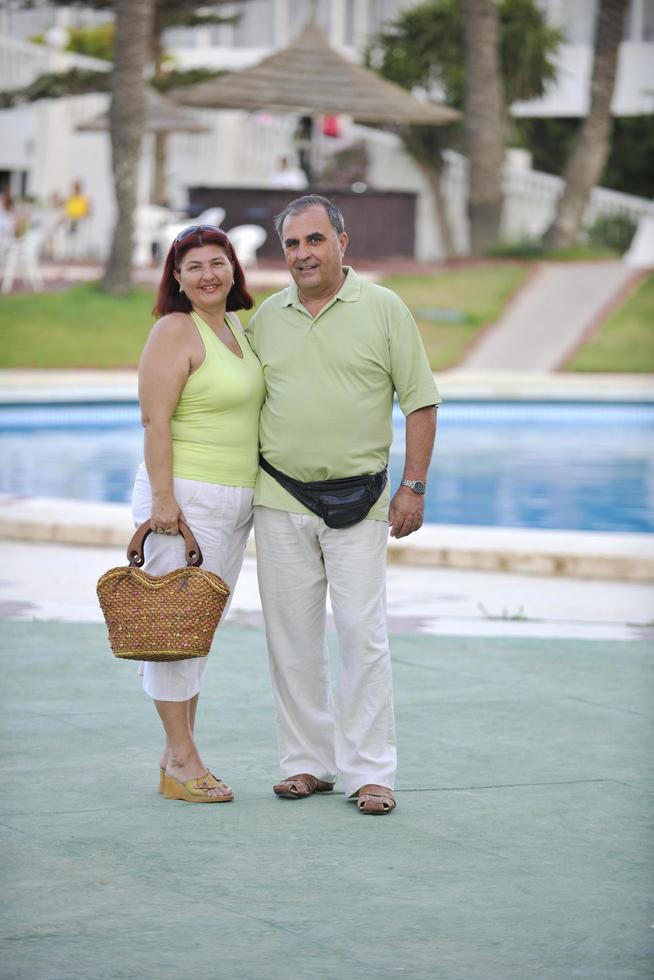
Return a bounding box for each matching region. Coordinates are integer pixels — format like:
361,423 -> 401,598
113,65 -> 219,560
1,369 -> 654,403
2,494 -> 652,583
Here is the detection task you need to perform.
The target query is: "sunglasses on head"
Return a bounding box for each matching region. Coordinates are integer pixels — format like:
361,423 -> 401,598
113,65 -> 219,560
174,224 -> 221,245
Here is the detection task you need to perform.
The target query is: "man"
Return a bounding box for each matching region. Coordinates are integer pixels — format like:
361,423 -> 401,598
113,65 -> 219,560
246,194 -> 439,815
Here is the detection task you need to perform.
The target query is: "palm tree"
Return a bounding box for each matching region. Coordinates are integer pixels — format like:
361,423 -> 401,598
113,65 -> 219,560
367,0 -> 559,258
544,0 -> 629,248
101,0 -> 154,295
2,1 -> 246,206
464,0 -> 505,255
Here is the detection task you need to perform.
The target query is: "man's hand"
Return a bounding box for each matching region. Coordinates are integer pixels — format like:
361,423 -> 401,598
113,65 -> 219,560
388,487 -> 424,538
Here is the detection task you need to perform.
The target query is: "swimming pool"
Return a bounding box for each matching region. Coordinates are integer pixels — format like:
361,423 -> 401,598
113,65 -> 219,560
1,400 -> 652,533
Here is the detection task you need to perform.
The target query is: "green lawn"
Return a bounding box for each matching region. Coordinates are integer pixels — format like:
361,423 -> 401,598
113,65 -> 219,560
0,283 -> 155,369
0,261 -> 654,372
1,265 -> 650,373
0,283 -> 276,369
0,265 -> 529,371
563,273 -> 654,373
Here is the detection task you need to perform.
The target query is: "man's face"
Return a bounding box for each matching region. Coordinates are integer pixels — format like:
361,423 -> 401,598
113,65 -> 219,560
281,205 -> 348,298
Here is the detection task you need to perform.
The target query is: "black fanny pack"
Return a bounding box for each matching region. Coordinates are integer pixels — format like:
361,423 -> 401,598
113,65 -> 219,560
259,455 -> 388,529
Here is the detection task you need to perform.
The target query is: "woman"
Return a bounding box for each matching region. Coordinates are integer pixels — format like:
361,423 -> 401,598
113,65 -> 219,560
132,224 -> 264,803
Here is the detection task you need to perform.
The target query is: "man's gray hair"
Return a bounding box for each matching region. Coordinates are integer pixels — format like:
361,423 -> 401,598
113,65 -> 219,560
273,194 -> 345,242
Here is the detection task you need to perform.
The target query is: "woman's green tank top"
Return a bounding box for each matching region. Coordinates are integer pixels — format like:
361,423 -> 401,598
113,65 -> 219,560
170,311 -> 265,486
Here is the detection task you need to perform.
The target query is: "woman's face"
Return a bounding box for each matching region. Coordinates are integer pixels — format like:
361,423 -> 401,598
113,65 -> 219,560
174,244 -> 234,311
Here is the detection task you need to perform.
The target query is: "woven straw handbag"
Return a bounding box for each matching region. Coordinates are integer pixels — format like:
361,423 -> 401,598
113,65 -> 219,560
97,520 -> 230,662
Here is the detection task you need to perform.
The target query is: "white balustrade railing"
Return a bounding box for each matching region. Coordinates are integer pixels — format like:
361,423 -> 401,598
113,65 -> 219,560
0,34 -> 109,91
440,149 -> 654,248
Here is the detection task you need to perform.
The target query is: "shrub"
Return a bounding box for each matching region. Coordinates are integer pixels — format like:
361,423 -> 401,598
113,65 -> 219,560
585,213 -> 638,255
487,239 -> 545,259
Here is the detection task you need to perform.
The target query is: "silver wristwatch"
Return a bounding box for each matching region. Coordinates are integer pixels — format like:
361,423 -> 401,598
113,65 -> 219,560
400,479 -> 426,495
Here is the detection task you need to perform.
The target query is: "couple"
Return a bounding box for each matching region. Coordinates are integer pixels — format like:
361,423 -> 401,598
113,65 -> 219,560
133,194 -> 440,816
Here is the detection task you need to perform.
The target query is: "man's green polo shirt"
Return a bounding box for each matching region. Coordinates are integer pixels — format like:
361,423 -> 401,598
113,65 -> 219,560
245,267 -> 441,522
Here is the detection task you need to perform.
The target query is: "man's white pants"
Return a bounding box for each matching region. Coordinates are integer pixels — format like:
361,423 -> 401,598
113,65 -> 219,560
132,464 -> 253,702
254,506 -> 396,798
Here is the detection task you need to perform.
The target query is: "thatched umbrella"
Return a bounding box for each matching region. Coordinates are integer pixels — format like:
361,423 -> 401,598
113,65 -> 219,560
174,22 -> 459,126
77,87 -> 210,205
76,87 -> 210,134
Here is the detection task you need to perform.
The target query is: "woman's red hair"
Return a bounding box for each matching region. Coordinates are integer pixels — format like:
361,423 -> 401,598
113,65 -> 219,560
153,226 -> 254,316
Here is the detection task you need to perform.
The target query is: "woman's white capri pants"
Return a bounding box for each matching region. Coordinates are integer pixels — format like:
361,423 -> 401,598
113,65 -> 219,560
132,464 -> 253,702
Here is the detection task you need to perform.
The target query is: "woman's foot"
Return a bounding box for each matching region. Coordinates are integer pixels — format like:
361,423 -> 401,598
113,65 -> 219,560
164,753 -> 232,800
159,750 -> 171,794
163,770 -> 234,803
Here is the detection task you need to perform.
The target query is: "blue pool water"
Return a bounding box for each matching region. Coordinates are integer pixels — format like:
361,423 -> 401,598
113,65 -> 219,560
0,400 -> 652,533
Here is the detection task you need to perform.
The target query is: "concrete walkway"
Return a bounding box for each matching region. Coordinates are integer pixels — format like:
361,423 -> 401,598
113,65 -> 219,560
3,539 -> 654,641
459,261 -> 640,372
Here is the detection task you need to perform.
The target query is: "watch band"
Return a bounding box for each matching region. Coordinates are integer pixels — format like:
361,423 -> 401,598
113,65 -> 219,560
400,479 -> 426,495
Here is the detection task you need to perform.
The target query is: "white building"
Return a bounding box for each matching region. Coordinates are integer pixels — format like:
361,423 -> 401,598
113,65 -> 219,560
0,0 -> 652,259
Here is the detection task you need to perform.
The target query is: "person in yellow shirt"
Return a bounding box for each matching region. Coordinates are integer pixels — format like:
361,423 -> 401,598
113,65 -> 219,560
64,179 -> 91,233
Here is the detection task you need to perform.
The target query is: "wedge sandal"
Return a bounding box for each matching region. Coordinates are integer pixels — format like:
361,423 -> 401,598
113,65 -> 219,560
163,771 -> 233,803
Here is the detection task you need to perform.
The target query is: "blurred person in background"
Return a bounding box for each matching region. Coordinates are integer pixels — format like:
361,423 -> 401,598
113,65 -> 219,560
64,179 -> 91,257
269,155 -> 308,190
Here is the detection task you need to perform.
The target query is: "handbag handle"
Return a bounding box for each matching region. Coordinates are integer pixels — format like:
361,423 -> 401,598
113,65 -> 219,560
127,520 -> 203,568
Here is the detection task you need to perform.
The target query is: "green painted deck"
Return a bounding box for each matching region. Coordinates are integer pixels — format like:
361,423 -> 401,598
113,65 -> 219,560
1,621 -> 652,980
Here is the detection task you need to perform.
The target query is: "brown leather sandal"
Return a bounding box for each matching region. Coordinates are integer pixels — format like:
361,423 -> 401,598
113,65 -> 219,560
273,773 -> 334,799
353,784 -> 396,815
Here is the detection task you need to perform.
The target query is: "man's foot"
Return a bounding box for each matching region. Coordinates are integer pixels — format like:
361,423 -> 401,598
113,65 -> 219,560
351,784 -> 396,815
273,773 -> 334,799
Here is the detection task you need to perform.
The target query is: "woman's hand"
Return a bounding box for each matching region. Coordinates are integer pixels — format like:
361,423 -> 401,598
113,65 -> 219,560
150,493 -> 183,536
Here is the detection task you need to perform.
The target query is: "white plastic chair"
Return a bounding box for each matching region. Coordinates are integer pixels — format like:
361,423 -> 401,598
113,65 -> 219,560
195,206 -> 225,228
152,207 -> 226,262
1,227 -> 45,293
226,224 -> 267,267
0,210 -> 17,264
134,204 -> 182,267
38,208 -> 67,260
